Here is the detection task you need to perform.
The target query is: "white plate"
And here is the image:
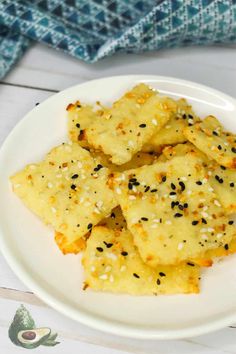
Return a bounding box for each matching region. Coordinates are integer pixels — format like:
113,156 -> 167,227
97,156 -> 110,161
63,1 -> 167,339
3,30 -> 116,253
0,75 -> 236,340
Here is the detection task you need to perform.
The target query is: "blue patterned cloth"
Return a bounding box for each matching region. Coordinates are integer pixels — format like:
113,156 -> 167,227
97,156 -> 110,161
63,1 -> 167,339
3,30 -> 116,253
0,0 -> 236,79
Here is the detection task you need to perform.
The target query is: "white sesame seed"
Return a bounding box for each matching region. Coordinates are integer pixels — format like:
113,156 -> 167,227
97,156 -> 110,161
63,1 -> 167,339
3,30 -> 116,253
153,219 -> 160,223
81,175 -> 86,179
105,266 -> 112,272
65,176 -> 70,181
150,224 -> 158,228
120,265 -> 126,272
214,200 -> 221,207
188,118 -> 193,124
199,198 -> 206,202
169,194 -> 177,199
180,177 -> 187,181
47,182 -> 53,188
201,212 -> 209,218
217,233 -> 223,239
187,190 -> 192,195
165,125 -> 171,129
178,243 -> 184,250
128,140 -> 134,147
200,228 -> 207,233
93,173 -> 98,178
152,118 -> 158,126
165,220 -> 172,225
211,146 -> 216,151
129,195 -> 136,200
142,195 -> 147,200
109,275 -> 114,282
207,171 -> 212,176
208,187 -> 214,192
203,206 -> 208,211
91,266 -> 96,272
62,167 -> 68,171
202,178 -> 208,184
79,197 -> 84,203
77,161 -> 83,168
207,227 -> 214,232
132,186 -> 137,192
96,200 -> 103,209
224,142 -> 229,146
99,274 -> 108,280
93,208 -> 100,214
201,234 -> 208,240
51,207 -> 57,213
115,188 -> 122,195
106,253 -> 117,260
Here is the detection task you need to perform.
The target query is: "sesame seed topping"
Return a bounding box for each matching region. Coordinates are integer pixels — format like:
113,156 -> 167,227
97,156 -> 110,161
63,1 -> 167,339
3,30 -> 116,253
192,220 -> 198,225
178,243 -> 184,250
87,223 -> 93,230
156,279 -> 161,285
152,119 -> 158,125
116,188 -> 122,194
96,247 -> 103,252
139,124 -> 146,128
121,251 -> 128,256
174,213 -> 183,218
214,200 -> 221,207
133,273 -> 140,278
99,274 -> 108,280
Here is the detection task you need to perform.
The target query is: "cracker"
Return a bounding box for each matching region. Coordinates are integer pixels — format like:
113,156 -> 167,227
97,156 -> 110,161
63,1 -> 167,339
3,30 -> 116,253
112,155 -> 236,266
85,84 -> 176,165
192,233 -> 236,267
54,206 -> 126,255
82,226 -> 200,295
184,115 -> 236,168
143,98 -> 199,152
67,103 -> 100,148
89,150 -> 159,172
163,143 -> 236,213
11,143 -> 117,243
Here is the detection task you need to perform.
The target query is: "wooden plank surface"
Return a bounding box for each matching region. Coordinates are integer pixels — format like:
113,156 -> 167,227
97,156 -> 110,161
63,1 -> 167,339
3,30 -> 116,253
0,43 -> 236,353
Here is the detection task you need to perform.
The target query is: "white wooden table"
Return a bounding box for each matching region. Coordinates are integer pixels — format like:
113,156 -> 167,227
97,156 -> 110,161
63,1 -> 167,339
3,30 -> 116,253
1,44 -> 236,353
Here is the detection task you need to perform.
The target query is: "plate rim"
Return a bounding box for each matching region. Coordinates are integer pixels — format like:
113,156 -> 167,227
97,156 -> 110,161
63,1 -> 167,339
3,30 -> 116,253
1,74 -> 236,340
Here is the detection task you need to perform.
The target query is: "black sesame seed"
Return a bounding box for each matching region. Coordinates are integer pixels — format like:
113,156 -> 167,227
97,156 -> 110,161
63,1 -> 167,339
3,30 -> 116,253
133,273 -> 140,278
171,183 -> 176,190
202,218 -> 207,224
129,178 -> 137,182
192,220 -> 198,225
188,114 -> 193,119
217,145 -> 222,150
224,244 -> 229,250
96,247 -> 103,252
139,124 -> 146,128
87,223 -> 93,230
156,279 -> 161,285
231,147 -> 236,153
230,182 -> 235,188
76,123 -> 80,128
220,165 -> 226,170
94,164 -> 103,172
213,131 -> 219,136
151,189 -> 158,193
71,174 -> 79,179
132,181 -> 140,186
174,213 -> 183,218
182,114 -> 187,119
187,262 -> 195,266
128,182 -> 133,190
179,181 -> 185,191
228,220 -> 234,225
169,191 -> 176,196
178,204 -> 184,211
159,272 -> 166,277
144,186 -> 150,192
71,184 -> 76,190
162,176 -> 167,182
196,181 -> 202,185
103,241 -> 113,248
141,217 -> 148,221
171,201 -> 176,209
183,203 -> 188,208
215,175 -> 223,184
121,251 -> 128,256
77,224 -> 80,227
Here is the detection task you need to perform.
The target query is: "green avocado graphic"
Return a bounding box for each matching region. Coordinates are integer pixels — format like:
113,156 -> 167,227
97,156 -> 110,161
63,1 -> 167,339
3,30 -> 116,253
8,305 -> 60,349
17,328 -> 51,349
